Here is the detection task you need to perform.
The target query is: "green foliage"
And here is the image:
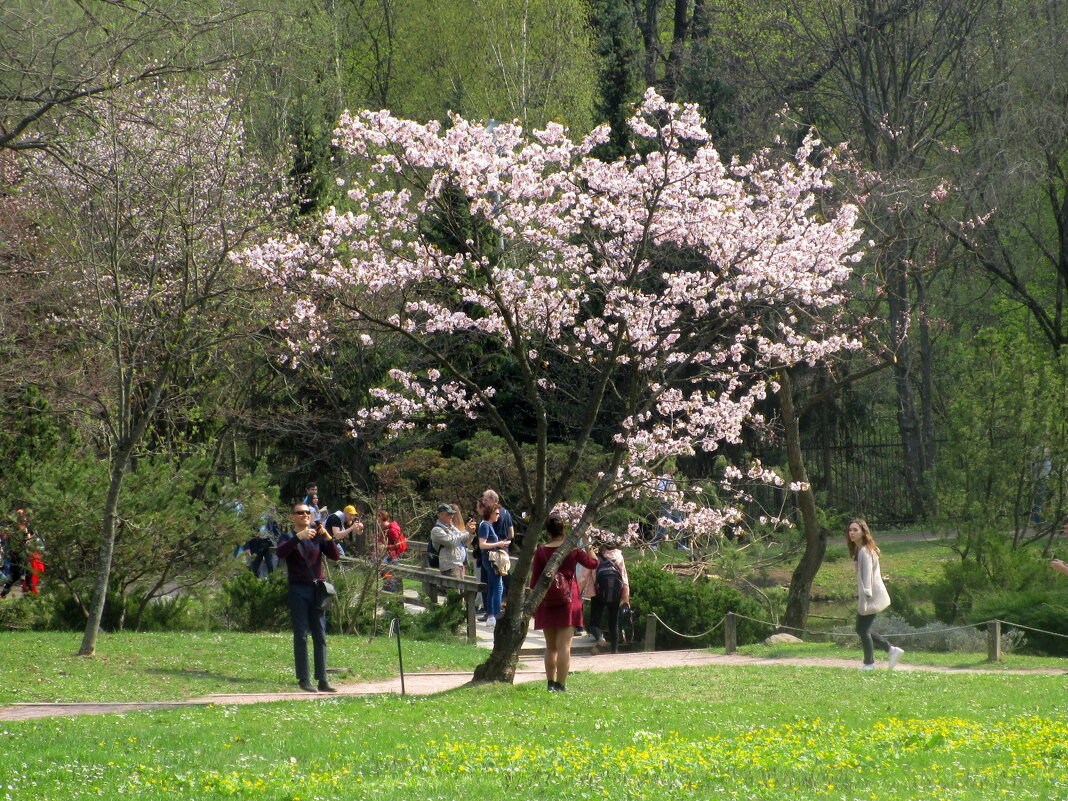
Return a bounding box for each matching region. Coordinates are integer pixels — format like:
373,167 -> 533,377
931,527 -> 1054,621
822,543 -> 848,564
588,0 -> 641,158
374,430 -> 609,522
829,613 -> 1025,654
934,323 -> 1067,533
0,591 -> 56,632
969,590 -> 1068,656
402,591 -> 467,640
0,386 -> 64,509
885,582 -> 937,628
390,0 -> 597,130
627,561 -> 771,648
25,447 -> 279,629
130,592 -> 211,633
215,569 -> 289,632
325,564 -> 389,636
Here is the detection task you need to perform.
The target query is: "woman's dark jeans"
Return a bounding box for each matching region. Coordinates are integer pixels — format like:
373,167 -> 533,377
856,612 -> 891,665
588,598 -> 622,653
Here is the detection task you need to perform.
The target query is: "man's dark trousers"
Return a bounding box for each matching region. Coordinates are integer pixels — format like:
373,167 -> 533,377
288,584 -> 327,683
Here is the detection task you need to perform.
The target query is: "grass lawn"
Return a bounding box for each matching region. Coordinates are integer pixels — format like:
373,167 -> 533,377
0,631 -> 484,704
810,538 -> 957,604
736,640 -> 1068,671
1,662 -> 1066,800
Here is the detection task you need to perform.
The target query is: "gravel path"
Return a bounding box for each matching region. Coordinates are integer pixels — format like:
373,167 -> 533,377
1,649 -> 1062,721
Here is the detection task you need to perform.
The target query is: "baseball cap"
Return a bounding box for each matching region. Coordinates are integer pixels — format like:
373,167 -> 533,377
436,503 -> 457,514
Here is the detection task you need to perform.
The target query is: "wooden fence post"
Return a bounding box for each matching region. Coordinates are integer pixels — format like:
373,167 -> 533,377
643,613 -> 657,652
724,612 -> 737,654
987,619 -> 1002,662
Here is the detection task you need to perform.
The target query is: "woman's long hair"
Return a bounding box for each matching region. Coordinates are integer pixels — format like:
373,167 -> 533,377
846,518 -> 879,559
545,515 -> 566,540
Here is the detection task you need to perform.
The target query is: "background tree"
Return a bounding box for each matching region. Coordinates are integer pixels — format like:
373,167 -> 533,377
0,0 -> 257,152
245,91 -> 865,681
27,79 -> 278,655
931,0 -> 1068,354
384,0 -> 596,129
26,449 -> 276,630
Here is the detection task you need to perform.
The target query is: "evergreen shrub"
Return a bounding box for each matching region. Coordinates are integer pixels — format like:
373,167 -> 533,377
627,561 -> 771,649
0,591 -> 56,631
969,590 -> 1068,656
131,591 -> 211,632
215,569 -> 288,631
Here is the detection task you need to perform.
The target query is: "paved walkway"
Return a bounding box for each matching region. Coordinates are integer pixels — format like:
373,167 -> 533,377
2,649 -> 1062,721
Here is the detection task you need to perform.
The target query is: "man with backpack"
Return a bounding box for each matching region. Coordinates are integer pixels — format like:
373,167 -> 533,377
587,540 -> 630,654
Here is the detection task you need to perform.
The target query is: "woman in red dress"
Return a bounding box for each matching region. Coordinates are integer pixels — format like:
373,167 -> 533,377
530,514 -> 598,692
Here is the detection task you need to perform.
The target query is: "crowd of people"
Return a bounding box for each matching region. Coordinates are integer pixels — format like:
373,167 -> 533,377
16,470 -> 1061,692
258,483 -> 637,692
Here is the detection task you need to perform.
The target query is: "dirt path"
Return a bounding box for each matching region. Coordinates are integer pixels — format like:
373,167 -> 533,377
1,650 -> 1062,722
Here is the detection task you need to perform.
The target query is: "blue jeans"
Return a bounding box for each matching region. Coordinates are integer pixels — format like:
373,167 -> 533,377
483,562 -> 504,617
288,584 -> 328,682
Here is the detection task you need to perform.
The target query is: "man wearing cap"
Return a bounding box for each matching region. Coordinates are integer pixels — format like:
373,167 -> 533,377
325,505 -> 364,548
431,503 -> 473,579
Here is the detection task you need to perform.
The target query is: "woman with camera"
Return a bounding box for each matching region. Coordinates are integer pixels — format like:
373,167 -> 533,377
530,514 -> 598,692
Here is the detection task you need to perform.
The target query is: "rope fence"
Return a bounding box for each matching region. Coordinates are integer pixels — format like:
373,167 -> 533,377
642,611 -> 1068,662
647,613 -> 725,640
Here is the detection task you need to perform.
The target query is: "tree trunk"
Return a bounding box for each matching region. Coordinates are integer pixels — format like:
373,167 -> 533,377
886,257 -> 932,519
915,274 -> 936,476
471,509 -> 551,683
635,0 -> 661,86
471,611 -> 529,683
780,370 -> 827,632
662,0 -> 690,100
471,466 -> 621,682
78,457 -> 127,655
77,363 -> 170,655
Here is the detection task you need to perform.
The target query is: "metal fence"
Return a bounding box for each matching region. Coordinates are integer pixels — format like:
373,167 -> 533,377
742,418 -> 916,528
803,442 -> 918,529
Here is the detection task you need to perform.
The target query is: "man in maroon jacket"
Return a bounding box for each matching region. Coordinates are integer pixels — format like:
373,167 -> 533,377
276,502 -> 342,692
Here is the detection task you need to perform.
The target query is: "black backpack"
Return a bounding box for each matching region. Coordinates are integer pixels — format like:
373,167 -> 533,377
426,533 -> 440,569
595,556 -> 623,603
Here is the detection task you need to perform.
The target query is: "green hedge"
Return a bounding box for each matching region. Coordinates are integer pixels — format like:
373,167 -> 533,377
627,561 -> 771,649
969,589 -> 1068,656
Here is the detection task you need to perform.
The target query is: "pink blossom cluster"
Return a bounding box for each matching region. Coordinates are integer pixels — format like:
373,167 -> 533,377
246,90 -> 864,535
353,368 -> 491,432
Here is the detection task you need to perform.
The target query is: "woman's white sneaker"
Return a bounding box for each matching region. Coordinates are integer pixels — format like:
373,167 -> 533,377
859,663 -> 876,670
888,646 -> 904,670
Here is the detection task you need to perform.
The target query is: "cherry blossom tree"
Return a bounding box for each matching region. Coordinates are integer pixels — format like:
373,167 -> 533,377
29,79 -> 276,656
243,89 -> 865,681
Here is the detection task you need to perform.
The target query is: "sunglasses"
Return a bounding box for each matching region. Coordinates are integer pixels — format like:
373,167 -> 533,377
292,509 -> 312,515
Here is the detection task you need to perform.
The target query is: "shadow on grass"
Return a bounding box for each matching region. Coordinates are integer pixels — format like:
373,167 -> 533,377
143,668 -> 253,685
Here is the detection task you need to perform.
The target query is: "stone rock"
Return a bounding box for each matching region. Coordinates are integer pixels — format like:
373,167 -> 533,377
764,633 -> 804,645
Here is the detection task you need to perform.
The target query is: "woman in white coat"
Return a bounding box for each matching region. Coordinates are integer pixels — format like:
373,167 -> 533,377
847,519 -> 904,670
